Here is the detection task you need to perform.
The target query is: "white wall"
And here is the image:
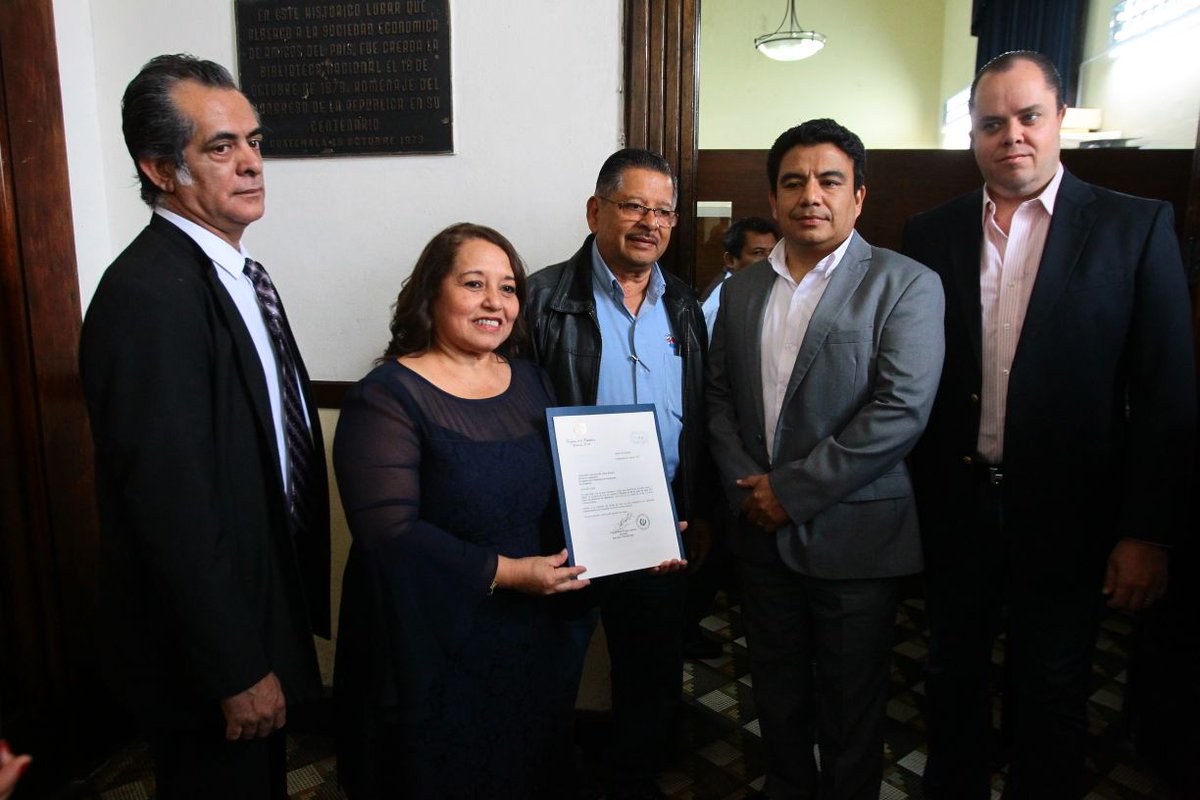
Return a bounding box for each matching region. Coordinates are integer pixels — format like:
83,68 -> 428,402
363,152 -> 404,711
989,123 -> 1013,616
1078,0 -> 1200,149
938,0 -> 975,108
58,0 -> 624,380
54,0 -> 112,290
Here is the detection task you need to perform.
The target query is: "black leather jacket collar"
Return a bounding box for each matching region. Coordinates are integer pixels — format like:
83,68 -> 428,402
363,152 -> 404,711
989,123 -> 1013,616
525,236 -> 712,521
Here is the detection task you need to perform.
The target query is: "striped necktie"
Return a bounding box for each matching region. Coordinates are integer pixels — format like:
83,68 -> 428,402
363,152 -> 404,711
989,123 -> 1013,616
243,257 -> 315,539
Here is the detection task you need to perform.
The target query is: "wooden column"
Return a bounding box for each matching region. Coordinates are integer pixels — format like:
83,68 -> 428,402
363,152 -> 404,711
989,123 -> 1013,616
624,0 -> 700,284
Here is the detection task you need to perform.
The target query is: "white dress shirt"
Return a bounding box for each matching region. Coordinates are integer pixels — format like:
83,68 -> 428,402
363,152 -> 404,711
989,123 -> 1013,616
760,233 -> 855,462
977,163 -> 1064,462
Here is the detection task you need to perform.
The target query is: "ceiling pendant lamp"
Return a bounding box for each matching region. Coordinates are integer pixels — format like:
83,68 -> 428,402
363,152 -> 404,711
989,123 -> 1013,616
754,0 -> 826,61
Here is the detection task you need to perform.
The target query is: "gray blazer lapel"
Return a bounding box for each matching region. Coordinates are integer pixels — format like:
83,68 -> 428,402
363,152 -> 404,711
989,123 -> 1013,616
738,262 -> 776,442
778,233 -> 871,415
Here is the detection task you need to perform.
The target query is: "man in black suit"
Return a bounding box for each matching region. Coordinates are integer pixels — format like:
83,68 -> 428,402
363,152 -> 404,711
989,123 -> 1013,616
903,51 -> 1196,799
80,55 -> 329,798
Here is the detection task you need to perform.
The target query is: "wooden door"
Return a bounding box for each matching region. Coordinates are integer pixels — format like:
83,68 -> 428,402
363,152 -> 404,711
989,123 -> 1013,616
0,0 -> 105,784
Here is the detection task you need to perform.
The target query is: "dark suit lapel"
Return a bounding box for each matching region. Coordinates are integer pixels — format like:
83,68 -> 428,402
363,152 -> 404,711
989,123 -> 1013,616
205,265 -> 287,495
945,192 -> 985,370
780,232 -> 871,410
737,261 -> 775,441
1016,172 -> 1096,358
148,215 -> 284,494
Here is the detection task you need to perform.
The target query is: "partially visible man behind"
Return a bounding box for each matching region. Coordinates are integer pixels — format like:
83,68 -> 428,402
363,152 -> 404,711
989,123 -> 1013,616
903,50 -> 1196,799
707,118 -> 944,800
699,215 -> 779,337
80,54 -> 330,798
686,215 -> 778,659
525,148 -> 709,799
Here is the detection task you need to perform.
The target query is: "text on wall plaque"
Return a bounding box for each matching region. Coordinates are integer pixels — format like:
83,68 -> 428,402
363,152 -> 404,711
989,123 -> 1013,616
235,0 -> 452,157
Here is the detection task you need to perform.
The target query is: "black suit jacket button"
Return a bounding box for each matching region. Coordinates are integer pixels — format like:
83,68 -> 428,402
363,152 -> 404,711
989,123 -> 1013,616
961,455 -> 974,465
969,393 -> 980,404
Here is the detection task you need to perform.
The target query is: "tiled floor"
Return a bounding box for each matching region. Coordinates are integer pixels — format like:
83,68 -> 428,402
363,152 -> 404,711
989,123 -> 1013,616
663,596 -> 1174,800
87,595 -> 1177,800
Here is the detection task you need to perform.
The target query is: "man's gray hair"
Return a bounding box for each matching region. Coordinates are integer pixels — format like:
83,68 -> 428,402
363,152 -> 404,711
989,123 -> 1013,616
121,54 -> 241,207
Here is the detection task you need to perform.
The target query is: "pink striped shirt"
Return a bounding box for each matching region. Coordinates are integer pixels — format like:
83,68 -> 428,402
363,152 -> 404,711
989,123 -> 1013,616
977,163 -> 1064,462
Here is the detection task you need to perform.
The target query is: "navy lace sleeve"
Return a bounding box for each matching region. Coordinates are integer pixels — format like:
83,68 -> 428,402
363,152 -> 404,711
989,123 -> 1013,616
334,369 -> 499,590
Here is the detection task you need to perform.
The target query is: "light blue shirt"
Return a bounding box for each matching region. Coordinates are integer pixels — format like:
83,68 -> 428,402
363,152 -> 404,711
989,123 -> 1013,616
591,242 -> 684,482
155,208 -> 304,496
700,269 -> 732,342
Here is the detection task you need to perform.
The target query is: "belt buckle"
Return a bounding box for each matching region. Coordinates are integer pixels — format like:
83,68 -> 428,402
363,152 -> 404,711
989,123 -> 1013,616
987,466 -> 1004,485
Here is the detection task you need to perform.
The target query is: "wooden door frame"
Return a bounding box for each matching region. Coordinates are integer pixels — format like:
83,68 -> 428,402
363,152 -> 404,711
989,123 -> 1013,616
624,0 -> 700,285
0,0 -> 102,771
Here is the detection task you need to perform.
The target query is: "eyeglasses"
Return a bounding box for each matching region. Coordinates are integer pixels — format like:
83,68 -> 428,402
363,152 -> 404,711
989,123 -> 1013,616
595,196 -> 680,227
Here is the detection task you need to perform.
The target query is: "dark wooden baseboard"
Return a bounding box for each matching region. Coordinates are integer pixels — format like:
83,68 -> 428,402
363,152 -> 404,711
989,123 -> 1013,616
312,381 -> 353,409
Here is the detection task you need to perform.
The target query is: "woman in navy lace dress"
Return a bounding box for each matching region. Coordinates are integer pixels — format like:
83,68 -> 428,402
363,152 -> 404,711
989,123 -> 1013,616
333,223 -> 590,799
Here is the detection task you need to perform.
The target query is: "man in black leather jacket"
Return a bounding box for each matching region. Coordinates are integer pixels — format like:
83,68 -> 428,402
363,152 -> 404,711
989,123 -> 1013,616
525,148 -> 711,800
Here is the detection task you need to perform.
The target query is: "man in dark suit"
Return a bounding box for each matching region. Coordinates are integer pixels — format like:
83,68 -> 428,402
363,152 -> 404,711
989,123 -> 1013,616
80,55 -> 329,798
706,119 -> 945,800
902,51 -> 1196,799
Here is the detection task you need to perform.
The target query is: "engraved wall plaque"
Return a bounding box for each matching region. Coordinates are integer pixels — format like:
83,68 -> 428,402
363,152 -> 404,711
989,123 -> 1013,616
235,0 -> 452,157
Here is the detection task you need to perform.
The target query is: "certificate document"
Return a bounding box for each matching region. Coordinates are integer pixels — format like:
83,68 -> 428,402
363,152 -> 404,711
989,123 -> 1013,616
547,404 -> 683,579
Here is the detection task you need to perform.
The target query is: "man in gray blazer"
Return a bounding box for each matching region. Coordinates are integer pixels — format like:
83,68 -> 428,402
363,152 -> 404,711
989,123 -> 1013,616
706,118 -> 944,800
